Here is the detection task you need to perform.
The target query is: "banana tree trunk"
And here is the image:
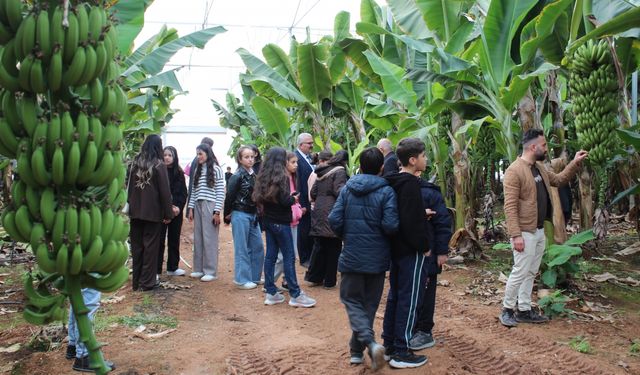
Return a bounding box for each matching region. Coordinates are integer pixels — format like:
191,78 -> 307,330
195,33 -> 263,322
517,88 -> 540,131
349,112 -> 366,144
579,166 -> 594,229
451,112 -> 470,230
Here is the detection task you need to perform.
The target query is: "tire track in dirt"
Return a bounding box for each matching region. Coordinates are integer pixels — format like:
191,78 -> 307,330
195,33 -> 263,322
436,295 -> 619,375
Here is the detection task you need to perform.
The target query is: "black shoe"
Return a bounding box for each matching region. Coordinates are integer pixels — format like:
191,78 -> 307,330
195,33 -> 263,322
499,308 -> 518,327
281,282 -> 289,290
72,356 -> 116,373
515,309 -> 549,324
389,351 -> 428,369
65,345 -> 76,359
408,331 -> 435,350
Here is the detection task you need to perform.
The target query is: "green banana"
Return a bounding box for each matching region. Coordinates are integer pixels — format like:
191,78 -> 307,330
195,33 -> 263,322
52,208 -> 65,250
69,243 -> 83,275
56,244 -> 69,275
63,10 -> 79,63
0,118 -> 19,157
18,95 -> 38,137
48,48 -> 63,92
65,205 -> 78,242
31,144 -> 51,187
35,9 -> 50,59
92,264 -> 129,292
52,142 -> 65,186
2,208 -> 28,242
35,244 -> 57,274
40,187 -> 56,231
46,113 -> 61,159
62,46 -> 86,87
29,222 -> 44,249
65,141 -> 80,186
83,236 -> 103,271
78,207 -> 91,249
77,141 -> 98,185
25,184 -> 41,219
15,204 -> 33,241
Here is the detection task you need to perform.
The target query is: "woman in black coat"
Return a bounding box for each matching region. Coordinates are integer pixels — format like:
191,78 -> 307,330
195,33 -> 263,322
157,146 -> 188,276
304,150 -> 348,288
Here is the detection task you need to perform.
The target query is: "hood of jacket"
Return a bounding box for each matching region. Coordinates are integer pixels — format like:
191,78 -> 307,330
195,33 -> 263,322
345,174 -> 388,196
315,164 -> 344,180
385,171 -> 421,191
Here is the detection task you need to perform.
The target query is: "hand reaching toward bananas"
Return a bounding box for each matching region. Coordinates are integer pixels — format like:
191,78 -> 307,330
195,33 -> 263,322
573,150 -> 588,163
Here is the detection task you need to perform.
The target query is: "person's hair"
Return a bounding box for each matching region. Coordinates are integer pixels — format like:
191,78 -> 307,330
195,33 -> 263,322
327,149 -> 348,168
253,147 -> 289,204
310,152 -> 319,165
359,147 -> 384,175
297,133 -> 312,146
377,138 -> 393,153
227,166 -> 231,171
318,150 -> 333,162
522,128 -> 544,147
201,137 -> 214,147
163,146 -> 183,177
133,134 -> 163,189
193,143 -> 219,189
286,151 -> 298,181
236,145 -> 254,165
396,137 -> 426,166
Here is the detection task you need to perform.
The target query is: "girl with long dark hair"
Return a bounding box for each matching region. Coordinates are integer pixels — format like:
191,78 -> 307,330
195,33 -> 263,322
128,134 -> 175,291
253,147 -> 316,307
158,146 -> 188,276
187,143 -> 225,282
224,146 -> 264,290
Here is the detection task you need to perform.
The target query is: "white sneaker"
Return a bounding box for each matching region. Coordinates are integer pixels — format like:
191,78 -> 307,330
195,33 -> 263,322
200,274 -> 217,282
255,278 -> 265,285
236,282 -> 257,290
264,292 -> 285,305
190,272 -> 204,278
167,269 -> 186,276
289,292 -> 316,308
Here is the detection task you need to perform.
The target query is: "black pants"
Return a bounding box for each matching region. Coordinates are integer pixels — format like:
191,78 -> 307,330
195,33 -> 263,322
304,236 -> 341,287
297,211 -> 312,265
130,219 -> 164,290
157,214 -> 183,273
382,253 -> 427,354
340,272 -> 386,354
415,273 -> 437,334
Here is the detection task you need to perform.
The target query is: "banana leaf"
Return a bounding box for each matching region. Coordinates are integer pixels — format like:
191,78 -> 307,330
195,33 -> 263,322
297,42 -> 332,103
110,0 -> 152,54
363,51 -> 418,113
262,44 -> 297,84
568,6 -> 640,53
250,96 -> 289,137
386,0 -> 435,40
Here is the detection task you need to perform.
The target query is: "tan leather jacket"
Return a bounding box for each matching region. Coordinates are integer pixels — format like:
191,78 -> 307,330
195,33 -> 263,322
503,157 -> 579,238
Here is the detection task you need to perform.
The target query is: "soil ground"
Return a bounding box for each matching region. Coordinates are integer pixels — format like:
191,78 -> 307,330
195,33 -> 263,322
1,221 -> 639,375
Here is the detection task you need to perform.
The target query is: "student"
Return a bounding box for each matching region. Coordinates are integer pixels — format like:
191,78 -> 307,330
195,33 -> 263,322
307,151 -> 333,205
382,137 -> 430,368
273,152 -> 305,289
224,146 -> 264,290
305,150 -> 348,289
328,147 -> 398,370
225,166 -> 233,184
158,146 -> 188,277
187,143 -> 225,282
186,137 -> 214,218
408,170 -> 453,351
128,135 -> 175,291
253,147 -> 316,308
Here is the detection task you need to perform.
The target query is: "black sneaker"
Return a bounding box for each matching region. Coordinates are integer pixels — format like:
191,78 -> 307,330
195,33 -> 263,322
389,351 -> 428,369
72,356 -> 116,373
65,345 -> 76,359
408,331 -> 435,350
349,351 -> 364,365
499,308 -> 518,327
515,309 -> 549,324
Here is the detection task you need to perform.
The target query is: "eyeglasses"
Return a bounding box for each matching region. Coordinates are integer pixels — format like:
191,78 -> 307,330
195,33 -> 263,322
303,142 -> 313,145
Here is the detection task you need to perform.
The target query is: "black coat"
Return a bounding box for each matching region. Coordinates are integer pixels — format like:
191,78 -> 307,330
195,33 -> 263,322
309,165 -> 347,238
419,179 -> 452,275
128,161 -> 174,223
382,152 -> 400,176
167,166 -> 188,213
295,149 -> 313,209
224,168 -> 257,221
329,174 -> 399,274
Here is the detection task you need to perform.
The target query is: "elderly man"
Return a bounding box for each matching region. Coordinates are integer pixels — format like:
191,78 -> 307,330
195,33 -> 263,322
377,138 -> 399,176
295,133 -> 315,267
500,129 -> 587,327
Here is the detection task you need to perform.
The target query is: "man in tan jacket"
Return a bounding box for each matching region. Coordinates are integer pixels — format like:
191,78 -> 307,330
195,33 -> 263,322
499,129 -> 587,327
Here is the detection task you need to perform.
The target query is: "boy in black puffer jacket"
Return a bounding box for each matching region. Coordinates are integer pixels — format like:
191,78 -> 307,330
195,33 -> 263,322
328,147 -> 398,371
408,176 -> 452,351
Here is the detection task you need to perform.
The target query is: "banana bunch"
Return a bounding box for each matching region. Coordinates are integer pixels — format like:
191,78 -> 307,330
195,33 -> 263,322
0,2 -> 117,97
569,39 -> 620,166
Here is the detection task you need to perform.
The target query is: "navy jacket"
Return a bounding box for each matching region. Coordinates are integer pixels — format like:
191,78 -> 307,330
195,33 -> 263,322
295,149 -> 313,209
419,179 -> 452,275
329,174 -> 399,274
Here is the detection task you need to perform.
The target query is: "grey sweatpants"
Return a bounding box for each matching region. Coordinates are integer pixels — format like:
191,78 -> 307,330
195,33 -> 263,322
193,200 -> 219,276
340,272 -> 386,354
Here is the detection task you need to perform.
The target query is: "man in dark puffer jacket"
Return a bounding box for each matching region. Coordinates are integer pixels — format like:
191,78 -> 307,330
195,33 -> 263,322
329,147 -> 398,370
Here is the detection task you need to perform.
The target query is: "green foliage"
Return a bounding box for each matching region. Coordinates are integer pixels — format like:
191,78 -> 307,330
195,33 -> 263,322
541,230 -> 594,288
118,313 -> 178,329
538,290 -> 570,318
568,336 -> 593,354
630,340 -> 640,355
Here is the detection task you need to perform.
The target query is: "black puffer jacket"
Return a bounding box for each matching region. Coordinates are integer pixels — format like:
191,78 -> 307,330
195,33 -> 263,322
224,168 -> 257,222
309,165 -> 347,238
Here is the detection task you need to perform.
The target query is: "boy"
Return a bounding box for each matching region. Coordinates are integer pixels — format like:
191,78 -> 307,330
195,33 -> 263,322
383,137 -> 430,368
328,147 -> 399,371
408,171 -> 452,351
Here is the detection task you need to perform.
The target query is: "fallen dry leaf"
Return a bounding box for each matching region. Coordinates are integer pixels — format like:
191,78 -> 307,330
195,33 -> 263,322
134,325 -> 146,333
592,256 -> 623,264
437,280 -> 450,287
102,295 -> 125,304
615,242 -> 640,256
590,273 -> 618,283
134,329 -> 176,340
0,343 -> 20,353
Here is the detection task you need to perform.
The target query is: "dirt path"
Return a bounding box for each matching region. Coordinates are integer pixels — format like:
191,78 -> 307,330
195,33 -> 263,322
2,222 -> 639,374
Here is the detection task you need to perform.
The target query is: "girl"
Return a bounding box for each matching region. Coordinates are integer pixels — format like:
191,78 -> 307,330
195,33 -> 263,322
224,146 -> 264,290
305,150 -> 348,289
187,143 -> 225,282
253,147 -> 316,308
158,146 -> 188,276
128,135 -> 175,291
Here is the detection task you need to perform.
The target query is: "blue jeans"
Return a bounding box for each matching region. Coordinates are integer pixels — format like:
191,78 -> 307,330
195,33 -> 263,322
231,211 -> 264,284
263,221 -> 301,298
68,288 -> 101,358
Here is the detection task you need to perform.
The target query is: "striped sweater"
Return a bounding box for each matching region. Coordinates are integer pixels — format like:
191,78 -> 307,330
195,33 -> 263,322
187,164 -> 225,212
